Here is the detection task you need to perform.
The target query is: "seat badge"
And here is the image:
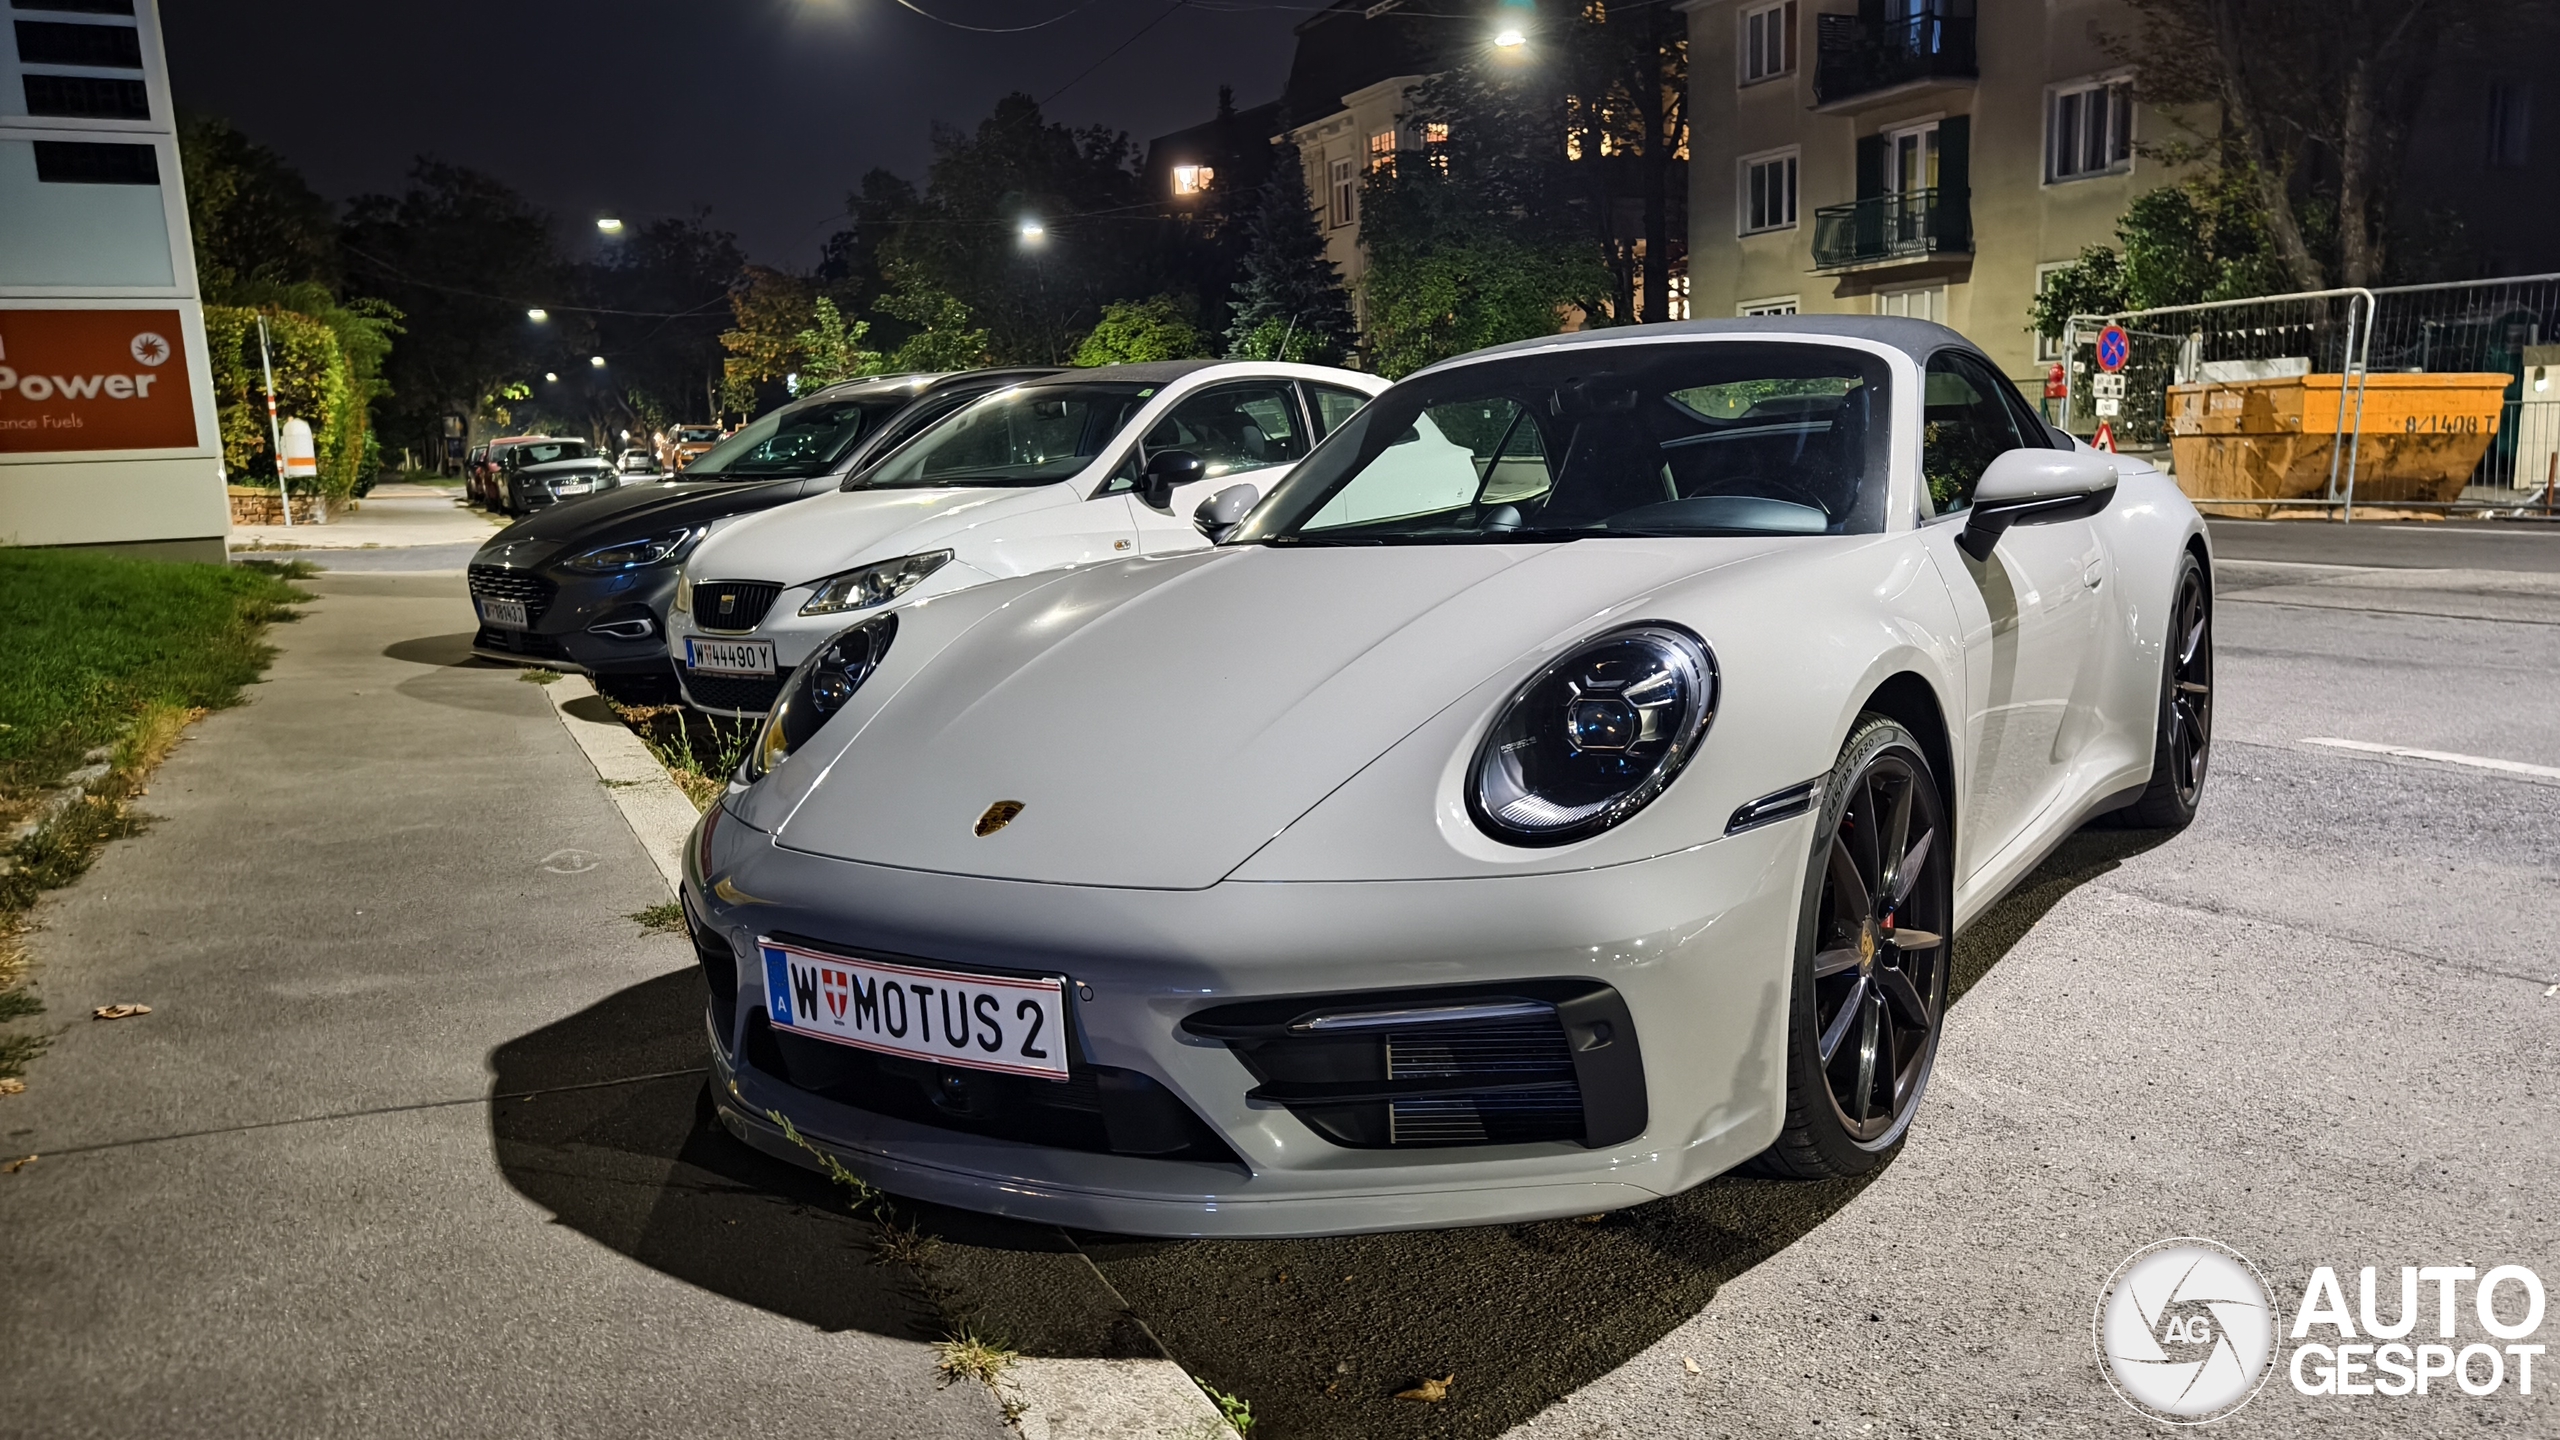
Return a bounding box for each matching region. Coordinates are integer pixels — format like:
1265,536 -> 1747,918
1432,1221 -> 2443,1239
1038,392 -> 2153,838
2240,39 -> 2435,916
974,800 -> 1026,837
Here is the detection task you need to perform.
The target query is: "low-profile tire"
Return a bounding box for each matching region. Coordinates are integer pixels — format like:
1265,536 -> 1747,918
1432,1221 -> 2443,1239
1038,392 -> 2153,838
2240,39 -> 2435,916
2115,551 -> 2212,830
1755,714 -> 1953,1180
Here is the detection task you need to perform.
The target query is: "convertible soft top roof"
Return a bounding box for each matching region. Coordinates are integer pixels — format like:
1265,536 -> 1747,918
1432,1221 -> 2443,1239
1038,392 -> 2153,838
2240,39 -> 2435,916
1017,359 -> 1222,388
1420,316 -> 1978,377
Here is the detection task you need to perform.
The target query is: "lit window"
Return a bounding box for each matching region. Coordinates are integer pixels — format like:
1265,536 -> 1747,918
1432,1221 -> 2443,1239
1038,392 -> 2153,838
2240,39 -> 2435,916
1329,156 -> 1356,228
1741,1 -> 1796,85
1172,164 -> 1213,195
1739,150 -> 1798,234
1423,122 -> 1449,145
1368,128 -> 1397,173
2047,78 -> 2133,182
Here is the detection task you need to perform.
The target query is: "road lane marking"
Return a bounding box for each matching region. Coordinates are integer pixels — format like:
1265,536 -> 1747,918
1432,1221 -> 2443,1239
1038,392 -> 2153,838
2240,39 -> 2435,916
2300,737 -> 2560,781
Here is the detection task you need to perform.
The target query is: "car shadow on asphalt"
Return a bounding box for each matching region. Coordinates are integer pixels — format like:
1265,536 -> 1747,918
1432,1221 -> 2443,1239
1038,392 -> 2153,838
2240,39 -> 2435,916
484,821 -> 2177,1440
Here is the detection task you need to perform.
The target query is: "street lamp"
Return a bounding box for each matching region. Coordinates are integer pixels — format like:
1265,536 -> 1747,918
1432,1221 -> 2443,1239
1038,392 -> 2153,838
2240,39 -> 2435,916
595,217 -> 624,234
1492,26 -> 1526,47
589,355 -> 606,367
544,371 -> 559,382
526,308 -> 550,322
1018,218 -> 1046,245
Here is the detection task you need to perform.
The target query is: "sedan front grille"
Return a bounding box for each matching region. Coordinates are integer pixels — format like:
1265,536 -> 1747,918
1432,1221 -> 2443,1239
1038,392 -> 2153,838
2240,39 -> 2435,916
467,565 -> 557,625
692,580 -> 782,632
680,666 -> 791,716
1183,981 -> 1645,1150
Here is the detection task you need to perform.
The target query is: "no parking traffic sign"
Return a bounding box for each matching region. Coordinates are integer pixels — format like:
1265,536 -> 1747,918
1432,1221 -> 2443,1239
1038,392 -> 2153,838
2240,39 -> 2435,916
2096,324 -> 2130,374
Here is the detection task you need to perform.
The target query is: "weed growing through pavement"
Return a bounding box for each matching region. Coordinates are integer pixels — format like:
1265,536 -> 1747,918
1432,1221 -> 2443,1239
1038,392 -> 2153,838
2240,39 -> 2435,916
1197,1381 -> 1257,1436
629,901 -> 685,935
518,668 -> 563,686
933,1329 -> 1020,1388
612,703 -> 754,811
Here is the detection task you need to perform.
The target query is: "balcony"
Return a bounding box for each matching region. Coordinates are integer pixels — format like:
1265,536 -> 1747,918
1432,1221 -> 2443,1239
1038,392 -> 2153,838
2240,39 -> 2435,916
1810,187 -> 1971,271
1813,9 -> 1976,109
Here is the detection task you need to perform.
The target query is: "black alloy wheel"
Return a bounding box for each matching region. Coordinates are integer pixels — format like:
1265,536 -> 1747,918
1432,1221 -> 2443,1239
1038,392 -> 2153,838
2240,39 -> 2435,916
1757,716 -> 1952,1178
2118,553 -> 2212,829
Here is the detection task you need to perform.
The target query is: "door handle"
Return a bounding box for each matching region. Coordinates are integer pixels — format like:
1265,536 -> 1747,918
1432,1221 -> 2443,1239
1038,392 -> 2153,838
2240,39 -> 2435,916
2083,559 -> 2104,590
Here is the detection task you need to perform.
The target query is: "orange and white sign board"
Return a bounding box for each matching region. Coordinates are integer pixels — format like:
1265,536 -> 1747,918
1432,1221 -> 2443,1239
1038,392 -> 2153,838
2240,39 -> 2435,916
0,309 -> 201,454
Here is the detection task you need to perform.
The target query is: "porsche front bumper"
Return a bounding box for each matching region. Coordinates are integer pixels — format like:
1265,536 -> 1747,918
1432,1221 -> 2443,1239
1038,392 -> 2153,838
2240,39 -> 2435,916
686,805 -> 1811,1238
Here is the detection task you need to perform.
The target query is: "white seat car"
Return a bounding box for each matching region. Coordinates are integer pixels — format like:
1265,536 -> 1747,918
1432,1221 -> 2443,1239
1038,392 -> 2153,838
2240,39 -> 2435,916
666,360 -> 1388,716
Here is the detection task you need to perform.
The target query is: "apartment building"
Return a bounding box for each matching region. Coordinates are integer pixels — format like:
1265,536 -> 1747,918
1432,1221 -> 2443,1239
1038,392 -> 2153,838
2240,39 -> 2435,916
1683,0 -> 2173,388
1,0 -> 224,559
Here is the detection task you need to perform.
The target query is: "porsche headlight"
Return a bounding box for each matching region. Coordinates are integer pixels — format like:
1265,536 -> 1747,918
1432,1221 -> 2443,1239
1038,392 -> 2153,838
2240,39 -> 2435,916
798,550 -> 951,616
564,527 -> 705,574
743,612 -> 896,783
1468,624 -> 1716,846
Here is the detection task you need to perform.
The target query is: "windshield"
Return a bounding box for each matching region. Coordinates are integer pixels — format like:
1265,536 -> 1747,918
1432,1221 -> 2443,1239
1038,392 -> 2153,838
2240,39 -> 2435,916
1234,342 -> 1893,544
675,426 -> 721,444
681,399 -> 902,480
858,383 -> 1153,488
506,440 -> 588,467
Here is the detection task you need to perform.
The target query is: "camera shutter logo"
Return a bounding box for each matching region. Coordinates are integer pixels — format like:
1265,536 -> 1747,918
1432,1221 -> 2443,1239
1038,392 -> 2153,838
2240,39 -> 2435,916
130,332 -> 170,367
2096,1238 -> 2278,1423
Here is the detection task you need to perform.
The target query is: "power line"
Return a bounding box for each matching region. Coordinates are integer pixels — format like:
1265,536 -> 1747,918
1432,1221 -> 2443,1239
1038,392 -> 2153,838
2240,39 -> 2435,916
1041,0 -> 1187,105
888,0 -> 1101,31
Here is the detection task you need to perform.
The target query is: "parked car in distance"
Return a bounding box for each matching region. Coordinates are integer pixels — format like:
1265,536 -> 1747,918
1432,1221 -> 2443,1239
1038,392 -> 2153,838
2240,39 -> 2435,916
505,455 -> 625,514
616,449 -> 664,477
690,316 -> 2215,1238
666,360 -> 1385,717
468,435 -> 573,510
466,369 -> 1057,700
490,438 -> 594,515
661,424 -> 724,472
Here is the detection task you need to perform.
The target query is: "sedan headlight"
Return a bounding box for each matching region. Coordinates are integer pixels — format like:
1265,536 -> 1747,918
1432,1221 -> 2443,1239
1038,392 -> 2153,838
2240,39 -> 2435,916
562,527 -> 704,573
743,613 -> 897,783
798,550 -> 952,616
1468,624 -> 1717,846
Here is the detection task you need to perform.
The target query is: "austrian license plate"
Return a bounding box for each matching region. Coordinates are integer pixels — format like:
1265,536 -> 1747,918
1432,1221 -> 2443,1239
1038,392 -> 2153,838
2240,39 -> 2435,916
759,939 -> 1069,1080
686,637 -> 776,676
477,597 -> 527,629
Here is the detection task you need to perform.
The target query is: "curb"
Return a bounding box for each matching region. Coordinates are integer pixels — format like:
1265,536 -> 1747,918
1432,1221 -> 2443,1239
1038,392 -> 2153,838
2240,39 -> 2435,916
538,675 -> 698,897
1004,1357 -> 1238,1439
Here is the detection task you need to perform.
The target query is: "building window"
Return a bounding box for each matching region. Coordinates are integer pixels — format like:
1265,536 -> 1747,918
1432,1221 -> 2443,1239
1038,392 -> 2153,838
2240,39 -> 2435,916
2033,262 -> 2073,361
1873,284 -> 1945,323
1739,296 -> 1800,317
1367,128 -> 1397,173
2488,83 -> 2533,168
1739,149 -> 1798,234
1740,1 -> 1797,85
1172,164 -> 1213,196
2047,78 -> 2133,182
1329,156 -> 1355,228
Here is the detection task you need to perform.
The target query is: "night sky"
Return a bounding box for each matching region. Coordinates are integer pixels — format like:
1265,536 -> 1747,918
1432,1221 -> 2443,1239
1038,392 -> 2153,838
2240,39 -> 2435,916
161,0 -> 1308,267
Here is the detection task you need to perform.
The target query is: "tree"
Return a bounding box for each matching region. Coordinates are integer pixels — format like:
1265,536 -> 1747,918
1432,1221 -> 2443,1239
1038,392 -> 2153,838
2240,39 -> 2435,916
719,265 -> 815,415
1073,296 -> 1208,366
584,214 -> 745,429
1558,0 -> 1690,324
2110,0 -> 2502,288
792,297 -> 883,390
1224,144 -> 1355,364
1360,52 -> 1612,377
2028,171 -> 2287,339
873,261 -> 989,372
177,113 -> 339,301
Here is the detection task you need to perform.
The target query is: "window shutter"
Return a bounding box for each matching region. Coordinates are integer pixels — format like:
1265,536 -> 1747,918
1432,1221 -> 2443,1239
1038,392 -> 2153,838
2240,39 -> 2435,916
1855,133 -> 1885,200
2111,85 -> 2133,165
1935,116 -> 1971,248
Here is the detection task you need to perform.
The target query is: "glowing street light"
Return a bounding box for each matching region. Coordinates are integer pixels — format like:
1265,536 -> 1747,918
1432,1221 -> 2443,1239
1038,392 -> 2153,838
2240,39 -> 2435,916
526,308 -> 550,322
595,217 -> 624,234
1492,26 -> 1526,46
589,355 -> 607,367
1018,218 -> 1046,244
544,371 -> 559,382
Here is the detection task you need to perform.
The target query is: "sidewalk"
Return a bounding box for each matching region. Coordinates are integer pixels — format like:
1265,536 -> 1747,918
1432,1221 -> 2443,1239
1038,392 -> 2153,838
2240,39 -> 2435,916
0,570 -> 1005,1439
230,484 -> 501,552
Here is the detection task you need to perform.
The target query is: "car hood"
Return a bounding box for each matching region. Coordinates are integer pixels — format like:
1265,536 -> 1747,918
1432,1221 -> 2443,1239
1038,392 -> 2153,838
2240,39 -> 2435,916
683,484 -> 1061,587
767,538 -> 1789,889
476,477 -> 802,566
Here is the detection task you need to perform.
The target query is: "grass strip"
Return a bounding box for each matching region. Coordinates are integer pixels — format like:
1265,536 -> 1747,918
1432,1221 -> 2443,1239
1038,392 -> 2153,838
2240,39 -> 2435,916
0,549 -> 307,1083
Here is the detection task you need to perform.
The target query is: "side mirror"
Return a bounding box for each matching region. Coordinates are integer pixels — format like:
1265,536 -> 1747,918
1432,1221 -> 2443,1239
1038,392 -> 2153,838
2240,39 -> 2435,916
1138,449 -> 1206,511
1193,482 -> 1260,542
1957,449 -> 2117,561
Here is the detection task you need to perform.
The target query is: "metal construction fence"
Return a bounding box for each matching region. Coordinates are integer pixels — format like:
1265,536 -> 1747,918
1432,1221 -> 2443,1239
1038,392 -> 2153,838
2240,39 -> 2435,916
2061,273 -> 2560,518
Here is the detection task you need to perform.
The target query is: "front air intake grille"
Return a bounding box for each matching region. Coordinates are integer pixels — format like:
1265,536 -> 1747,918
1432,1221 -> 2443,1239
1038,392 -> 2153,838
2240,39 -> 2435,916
1182,981 -> 1645,1151
474,625 -> 566,659
681,666 -> 791,715
692,580 -> 782,632
467,564 -> 557,624
689,899 -> 738,1051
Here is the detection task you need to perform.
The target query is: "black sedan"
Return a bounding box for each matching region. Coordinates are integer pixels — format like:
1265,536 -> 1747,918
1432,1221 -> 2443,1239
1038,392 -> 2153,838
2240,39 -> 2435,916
466,369 -> 1056,701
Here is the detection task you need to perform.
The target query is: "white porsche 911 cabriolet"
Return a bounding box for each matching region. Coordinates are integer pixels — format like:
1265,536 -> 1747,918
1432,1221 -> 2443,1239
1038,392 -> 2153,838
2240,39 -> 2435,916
681,317 -> 2212,1238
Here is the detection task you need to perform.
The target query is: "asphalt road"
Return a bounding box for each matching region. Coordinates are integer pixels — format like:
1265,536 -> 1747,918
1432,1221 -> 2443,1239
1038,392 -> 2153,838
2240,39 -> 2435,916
6,525 -> 2558,1439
